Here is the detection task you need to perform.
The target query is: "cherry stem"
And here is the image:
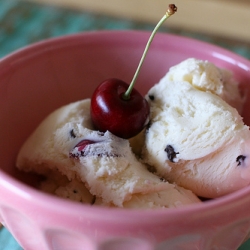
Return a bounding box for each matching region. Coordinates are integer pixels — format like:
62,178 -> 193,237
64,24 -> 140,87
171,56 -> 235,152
123,4 -> 177,100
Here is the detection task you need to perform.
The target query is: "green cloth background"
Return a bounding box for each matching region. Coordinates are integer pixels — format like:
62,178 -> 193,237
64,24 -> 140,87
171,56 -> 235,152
0,0 -> 249,249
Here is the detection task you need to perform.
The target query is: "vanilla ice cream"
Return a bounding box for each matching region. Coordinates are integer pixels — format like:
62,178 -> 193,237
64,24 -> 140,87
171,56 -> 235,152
142,58 -> 250,198
16,99 -> 200,208
164,58 -> 243,113
17,57 -> 248,205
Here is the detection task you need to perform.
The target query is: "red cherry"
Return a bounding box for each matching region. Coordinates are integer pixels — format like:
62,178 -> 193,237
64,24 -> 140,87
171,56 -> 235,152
69,139 -> 96,158
91,78 -> 150,139
90,5 -> 177,139
74,139 -> 96,152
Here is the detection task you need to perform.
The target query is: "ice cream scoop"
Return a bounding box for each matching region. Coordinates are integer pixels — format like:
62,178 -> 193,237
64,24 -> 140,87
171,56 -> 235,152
143,58 -> 250,198
16,99 -> 200,208
164,58 -> 244,113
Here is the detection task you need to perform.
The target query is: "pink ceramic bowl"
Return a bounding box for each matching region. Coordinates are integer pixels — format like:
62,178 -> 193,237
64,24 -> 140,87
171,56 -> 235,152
0,31 -> 250,250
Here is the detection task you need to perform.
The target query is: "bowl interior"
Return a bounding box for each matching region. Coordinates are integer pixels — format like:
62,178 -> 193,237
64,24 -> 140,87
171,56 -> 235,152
0,30 -> 250,188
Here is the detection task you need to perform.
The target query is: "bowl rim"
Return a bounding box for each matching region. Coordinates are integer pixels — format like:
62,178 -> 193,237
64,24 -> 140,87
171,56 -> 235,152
1,30 -> 249,69
0,30 -> 250,221
1,165 -> 250,221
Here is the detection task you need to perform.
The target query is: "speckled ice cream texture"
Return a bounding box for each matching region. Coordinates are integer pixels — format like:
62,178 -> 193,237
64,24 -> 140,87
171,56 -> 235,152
164,58 -> 243,113
16,99 -> 200,208
142,58 -> 250,198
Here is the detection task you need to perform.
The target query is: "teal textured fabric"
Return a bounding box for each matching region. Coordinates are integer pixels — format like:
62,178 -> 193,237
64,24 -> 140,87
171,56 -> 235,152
0,0 -> 250,250
0,0 -> 249,59
0,227 -> 22,250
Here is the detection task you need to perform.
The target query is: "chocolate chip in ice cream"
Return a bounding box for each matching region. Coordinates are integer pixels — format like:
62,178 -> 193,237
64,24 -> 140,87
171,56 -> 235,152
165,145 -> 179,162
70,129 -> 76,138
148,94 -> 155,101
236,155 -> 246,166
